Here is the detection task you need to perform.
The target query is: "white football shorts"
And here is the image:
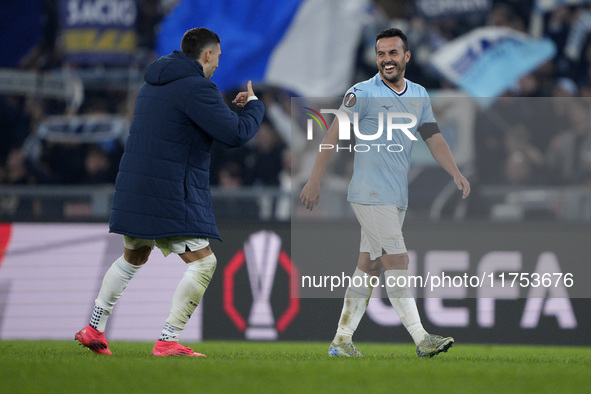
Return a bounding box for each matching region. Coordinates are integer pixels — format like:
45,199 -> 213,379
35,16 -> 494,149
123,235 -> 210,257
350,202 -> 407,260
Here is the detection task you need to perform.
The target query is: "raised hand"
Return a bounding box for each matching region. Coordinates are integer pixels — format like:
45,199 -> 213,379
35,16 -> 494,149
232,80 -> 256,107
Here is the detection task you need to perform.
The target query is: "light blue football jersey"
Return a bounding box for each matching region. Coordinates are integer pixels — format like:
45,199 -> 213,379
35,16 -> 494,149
339,74 -> 436,209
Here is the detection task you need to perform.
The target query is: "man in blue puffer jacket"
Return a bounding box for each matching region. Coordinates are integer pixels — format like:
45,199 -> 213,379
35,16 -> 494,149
75,27 -> 265,357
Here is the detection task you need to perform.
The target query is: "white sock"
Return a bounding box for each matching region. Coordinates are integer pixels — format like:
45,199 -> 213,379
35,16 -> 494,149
384,269 -> 428,345
159,322 -> 182,342
92,255 -> 142,332
161,254 -> 217,341
333,268 -> 374,344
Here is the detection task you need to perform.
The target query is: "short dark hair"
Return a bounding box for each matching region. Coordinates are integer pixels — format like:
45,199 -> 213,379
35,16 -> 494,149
376,28 -> 409,52
181,27 -> 220,59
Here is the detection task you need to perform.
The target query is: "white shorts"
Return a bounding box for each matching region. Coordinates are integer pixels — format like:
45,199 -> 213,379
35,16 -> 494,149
350,202 -> 407,260
123,236 -> 210,257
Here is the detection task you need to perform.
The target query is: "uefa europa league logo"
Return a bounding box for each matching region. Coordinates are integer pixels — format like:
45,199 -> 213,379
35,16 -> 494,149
223,230 -> 300,339
244,231 -> 281,340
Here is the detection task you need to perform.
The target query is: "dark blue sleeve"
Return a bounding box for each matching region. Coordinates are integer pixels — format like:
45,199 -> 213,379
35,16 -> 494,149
185,81 -> 265,147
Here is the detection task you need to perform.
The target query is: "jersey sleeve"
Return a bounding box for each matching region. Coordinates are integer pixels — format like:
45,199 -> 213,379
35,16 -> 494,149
338,84 -> 368,123
417,88 -> 440,140
419,89 -> 436,126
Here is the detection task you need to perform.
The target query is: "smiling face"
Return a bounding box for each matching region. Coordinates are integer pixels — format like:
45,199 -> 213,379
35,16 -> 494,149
376,36 -> 410,86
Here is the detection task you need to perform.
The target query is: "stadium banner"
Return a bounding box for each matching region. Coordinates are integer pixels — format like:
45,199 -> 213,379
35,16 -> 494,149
288,221 -> 589,345
0,223 -> 202,342
0,222 -> 589,345
430,27 -> 556,98
58,0 -> 138,66
416,0 -> 492,19
157,0 -> 368,96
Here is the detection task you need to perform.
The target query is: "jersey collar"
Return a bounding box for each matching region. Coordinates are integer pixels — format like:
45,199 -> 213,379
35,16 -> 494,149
380,77 -> 407,96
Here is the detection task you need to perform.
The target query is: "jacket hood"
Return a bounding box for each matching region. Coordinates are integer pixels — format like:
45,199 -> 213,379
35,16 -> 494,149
144,50 -> 204,86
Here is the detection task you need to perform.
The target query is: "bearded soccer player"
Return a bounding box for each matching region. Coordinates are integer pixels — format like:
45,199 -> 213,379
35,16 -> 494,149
75,27 -> 265,357
300,27 -> 470,357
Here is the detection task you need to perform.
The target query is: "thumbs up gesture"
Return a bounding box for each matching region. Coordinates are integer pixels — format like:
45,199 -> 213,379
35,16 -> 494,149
232,80 -> 256,107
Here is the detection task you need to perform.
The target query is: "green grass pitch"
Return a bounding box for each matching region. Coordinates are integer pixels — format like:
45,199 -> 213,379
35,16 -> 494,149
0,340 -> 589,393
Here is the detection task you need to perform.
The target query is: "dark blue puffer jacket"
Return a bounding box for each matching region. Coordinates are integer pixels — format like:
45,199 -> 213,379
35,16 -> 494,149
109,50 -> 265,240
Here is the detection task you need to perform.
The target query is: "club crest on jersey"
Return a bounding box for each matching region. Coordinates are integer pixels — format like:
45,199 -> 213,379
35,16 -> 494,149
344,93 -> 356,107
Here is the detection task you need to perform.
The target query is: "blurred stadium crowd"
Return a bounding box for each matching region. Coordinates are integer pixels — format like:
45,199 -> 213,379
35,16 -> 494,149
2,0 -> 591,221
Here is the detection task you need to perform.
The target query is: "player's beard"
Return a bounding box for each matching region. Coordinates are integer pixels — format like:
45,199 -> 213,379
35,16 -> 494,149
380,62 -> 405,84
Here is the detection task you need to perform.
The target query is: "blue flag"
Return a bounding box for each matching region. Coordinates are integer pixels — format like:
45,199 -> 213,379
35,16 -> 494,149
431,27 -> 556,98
